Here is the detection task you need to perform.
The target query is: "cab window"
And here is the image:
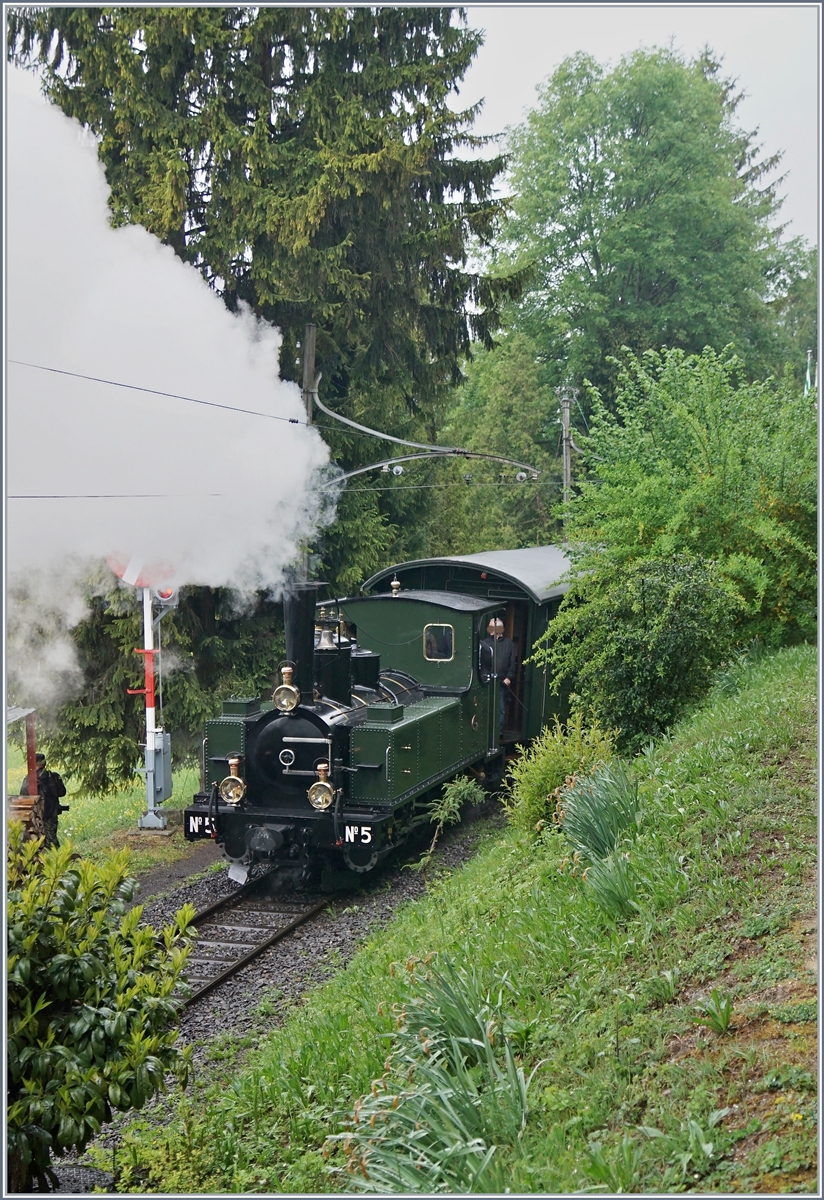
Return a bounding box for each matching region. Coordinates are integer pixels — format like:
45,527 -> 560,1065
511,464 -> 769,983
423,624 -> 454,661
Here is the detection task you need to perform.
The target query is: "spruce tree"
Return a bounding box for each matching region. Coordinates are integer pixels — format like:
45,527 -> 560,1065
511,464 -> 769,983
8,7 -> 514,788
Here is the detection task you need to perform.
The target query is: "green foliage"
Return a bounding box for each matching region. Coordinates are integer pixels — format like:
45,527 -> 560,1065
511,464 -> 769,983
766,241 -> 818,389
428,332 -> 563,555
105,645 -> 815,1194
534,555 -> 740,752
556,762 -> 639,862
430,775 -> 486,833
694,989 -> 734,1034
501,46 -> 790,400
329,959 -> 535,1193
502,710 -> 616,831
768,1000 -> 817,1026
6,824 -> 194,1192
564,346 -> 818,645
582,853 -> 641,922
581,1131 -> 644,1193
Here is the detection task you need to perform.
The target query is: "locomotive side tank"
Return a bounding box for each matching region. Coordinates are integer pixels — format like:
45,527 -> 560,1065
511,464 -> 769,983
184,546 -> 571,888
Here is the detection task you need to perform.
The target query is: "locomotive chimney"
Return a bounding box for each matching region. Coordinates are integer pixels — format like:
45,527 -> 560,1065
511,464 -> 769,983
283,583 -> 320,705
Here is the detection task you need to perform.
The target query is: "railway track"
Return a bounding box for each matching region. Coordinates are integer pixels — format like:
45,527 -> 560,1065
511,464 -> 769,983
181,875 -> 329,1006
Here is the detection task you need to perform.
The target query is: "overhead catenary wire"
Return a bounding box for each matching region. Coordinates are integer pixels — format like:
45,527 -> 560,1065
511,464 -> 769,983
311,387 -> 541,476
9,478 -> 561,499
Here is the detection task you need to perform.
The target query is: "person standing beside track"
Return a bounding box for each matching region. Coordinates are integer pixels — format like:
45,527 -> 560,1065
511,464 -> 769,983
20,753 -> 67,849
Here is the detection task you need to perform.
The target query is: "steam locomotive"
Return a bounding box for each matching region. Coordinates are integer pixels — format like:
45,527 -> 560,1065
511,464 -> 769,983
184,546 -> 570,889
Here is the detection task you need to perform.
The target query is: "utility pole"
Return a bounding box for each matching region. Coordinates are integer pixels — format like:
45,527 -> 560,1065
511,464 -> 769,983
557,386 -> 574,509
301,324 -> 317,578
302,323 -> 317,425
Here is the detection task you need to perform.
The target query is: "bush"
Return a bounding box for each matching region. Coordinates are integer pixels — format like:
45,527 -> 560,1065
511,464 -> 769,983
502,711 -> 616,831
413,776 -> 487,869
532,556 -> 739,753
6,824 -> 194,1192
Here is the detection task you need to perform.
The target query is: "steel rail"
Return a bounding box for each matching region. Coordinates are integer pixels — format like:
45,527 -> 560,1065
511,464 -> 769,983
182,892 -> 329,1007
186,871 -> 272,928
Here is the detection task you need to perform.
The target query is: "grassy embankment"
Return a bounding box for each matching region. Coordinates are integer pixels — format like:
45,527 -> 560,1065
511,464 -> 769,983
5,745 -> 202,874
94,645 -> 815,1192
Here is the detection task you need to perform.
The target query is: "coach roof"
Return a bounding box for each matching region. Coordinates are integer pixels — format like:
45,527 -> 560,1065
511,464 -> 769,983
363,545 -> 571,606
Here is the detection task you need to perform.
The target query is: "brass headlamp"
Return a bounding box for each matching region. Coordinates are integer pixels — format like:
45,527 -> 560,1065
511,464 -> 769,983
273,665 -> 300,713
219,756 -> 247,805
307,762 -> 335,811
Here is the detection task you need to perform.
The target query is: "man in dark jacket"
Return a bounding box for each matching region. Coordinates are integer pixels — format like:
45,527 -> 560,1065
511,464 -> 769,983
20,753 -> 67,849
480,618 -> 516,733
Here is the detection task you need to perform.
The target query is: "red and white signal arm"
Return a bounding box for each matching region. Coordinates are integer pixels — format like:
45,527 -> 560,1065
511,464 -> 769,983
107,556 -> 175,589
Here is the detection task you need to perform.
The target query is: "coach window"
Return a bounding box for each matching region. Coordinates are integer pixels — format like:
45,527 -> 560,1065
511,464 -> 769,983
423,624 -> 454,661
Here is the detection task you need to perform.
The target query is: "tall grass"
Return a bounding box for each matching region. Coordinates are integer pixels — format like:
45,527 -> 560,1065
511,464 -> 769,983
328,960 -> 536,1193
555,761 -> 639,861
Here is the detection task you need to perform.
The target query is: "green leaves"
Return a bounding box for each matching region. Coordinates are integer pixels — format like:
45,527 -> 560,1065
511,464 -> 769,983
694,989 -> 734,1035
502,710 -> 617,832
564,344 -> 817,643
529,344 -> 816,749
6,823 -> 193,1191
535,555 -> 740,751
557,763 -> 640,863
328,958 -> 535,1192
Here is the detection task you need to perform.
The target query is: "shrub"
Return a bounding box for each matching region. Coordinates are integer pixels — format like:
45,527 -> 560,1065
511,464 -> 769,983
502,711 -> 616,831
532,556 -> 739,752
413,776 -> 486,869
6,824 -> 194,1192
564,346 -> 818,646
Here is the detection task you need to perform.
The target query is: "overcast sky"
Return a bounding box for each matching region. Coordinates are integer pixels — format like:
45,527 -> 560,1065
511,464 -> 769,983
460,3 -> 820,244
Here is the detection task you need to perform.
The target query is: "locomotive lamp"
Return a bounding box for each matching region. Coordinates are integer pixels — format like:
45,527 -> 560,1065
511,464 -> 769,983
273,665 -> 300,713
219,756 -> 247,805
307,762 -> 335,810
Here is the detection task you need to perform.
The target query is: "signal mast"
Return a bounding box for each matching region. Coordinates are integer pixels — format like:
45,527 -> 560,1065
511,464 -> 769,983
109,557 -> 178,830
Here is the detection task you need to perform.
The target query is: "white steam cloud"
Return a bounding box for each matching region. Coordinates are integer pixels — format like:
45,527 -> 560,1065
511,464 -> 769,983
5,65 -> 332,708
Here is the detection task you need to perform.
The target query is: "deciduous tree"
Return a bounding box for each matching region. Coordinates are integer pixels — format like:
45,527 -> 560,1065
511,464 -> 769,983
501,47 -> 787,402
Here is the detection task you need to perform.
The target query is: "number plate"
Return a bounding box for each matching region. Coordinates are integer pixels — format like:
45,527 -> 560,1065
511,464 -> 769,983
186,813 -> 215,837
344,824 -> 372,844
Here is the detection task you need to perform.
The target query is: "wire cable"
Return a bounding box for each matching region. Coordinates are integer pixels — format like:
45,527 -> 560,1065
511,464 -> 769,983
9,478 -> 560,499
8,359 -> 305,426
312,388 -> 541,474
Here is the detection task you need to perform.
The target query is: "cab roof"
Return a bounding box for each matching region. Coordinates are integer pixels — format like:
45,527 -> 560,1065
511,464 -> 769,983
363,545 -> 571,605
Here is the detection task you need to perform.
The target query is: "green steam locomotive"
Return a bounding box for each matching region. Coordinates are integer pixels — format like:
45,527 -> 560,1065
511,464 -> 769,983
184,546 -> 569,889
